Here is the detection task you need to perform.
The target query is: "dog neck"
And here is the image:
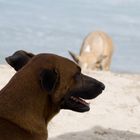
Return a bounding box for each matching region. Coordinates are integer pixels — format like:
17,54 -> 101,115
0,72 -> 60,138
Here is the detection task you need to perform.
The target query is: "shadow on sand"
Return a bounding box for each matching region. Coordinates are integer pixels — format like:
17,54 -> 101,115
49,126 -> 140,140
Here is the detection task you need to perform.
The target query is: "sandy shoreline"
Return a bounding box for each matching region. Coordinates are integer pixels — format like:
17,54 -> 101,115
0,65 -> 140,140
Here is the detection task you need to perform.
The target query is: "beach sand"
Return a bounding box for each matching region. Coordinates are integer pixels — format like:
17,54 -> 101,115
0,65 -> 140,140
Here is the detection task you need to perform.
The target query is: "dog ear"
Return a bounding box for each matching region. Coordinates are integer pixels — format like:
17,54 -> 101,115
40,69 -> 59,92
26,52 -> 34,57
5,55 -> 28,71
68,51 -> 80,63
5,55 -> 21,71
5,51 -> 34,71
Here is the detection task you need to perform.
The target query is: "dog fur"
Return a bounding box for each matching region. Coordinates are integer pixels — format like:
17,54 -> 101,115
69,31 -> 114,71
0,53 -> 105,140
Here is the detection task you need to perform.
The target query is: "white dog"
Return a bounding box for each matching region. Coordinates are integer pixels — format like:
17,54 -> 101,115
69,31 -> 114,71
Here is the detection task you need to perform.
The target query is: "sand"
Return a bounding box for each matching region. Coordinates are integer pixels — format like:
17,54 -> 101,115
0,65 -> 140,140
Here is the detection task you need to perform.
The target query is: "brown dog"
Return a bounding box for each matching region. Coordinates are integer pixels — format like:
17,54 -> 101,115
69,31 -> 114,71
0,53 -> 105,140
5,50 -> 34,71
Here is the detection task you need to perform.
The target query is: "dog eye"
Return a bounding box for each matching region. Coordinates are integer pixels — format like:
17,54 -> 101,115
77,66 -> 81,72
74,72 -> 81,82
73,67 -> 81,80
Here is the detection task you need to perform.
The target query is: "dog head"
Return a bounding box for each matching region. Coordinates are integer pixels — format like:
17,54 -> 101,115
22,53 -> 105,113
5,50 -> 34,71
68,51 -> 107,70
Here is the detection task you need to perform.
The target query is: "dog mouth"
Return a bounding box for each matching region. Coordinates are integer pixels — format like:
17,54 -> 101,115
70,96 -> 89,107
60,74 -> 105,113
69,95 -> 90,112
60,88 -> 103,112
60,95 -> 90,112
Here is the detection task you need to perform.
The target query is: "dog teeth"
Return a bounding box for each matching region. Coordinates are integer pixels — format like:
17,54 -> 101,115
70,96 -> 89,106
70,96 -> 79,102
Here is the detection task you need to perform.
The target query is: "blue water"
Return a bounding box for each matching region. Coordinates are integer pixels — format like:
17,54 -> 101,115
0,0 -> 140,73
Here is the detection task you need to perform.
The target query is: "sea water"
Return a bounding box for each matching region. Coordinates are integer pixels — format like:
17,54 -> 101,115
0,0 -> 140,73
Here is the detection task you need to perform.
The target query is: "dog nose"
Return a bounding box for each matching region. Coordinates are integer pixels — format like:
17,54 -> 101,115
100,83 -> 105,90
5,57 -> 10,63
